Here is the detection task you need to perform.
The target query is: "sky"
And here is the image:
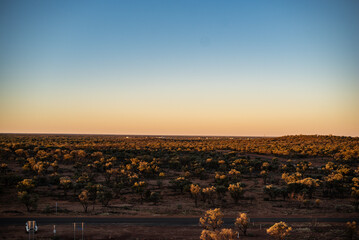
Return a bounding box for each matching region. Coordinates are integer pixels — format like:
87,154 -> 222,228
0,0 -> 358,136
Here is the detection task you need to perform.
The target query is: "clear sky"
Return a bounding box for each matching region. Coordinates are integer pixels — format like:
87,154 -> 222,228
0,0 -> 358,136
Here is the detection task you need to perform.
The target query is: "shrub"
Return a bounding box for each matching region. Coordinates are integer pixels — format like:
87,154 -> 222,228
170,177 -> 191,194
266,222 -> 292,240
200,228 -> 235,240
149,191 -> 160,205
264,185 -> 280,201
228,183 -> 244,204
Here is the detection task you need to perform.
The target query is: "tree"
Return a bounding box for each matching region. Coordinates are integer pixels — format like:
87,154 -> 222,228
264,185 -> 279,201
324,172 -> 345,197
228,183 -> 244,204
86,183 -> 102,210
0,163 -> 9,174
282,172 -> 320,198
17,179 -> 35,192
133,181 -> 147,204
51,160 -> 59,173
18,191 -> 38,212
202,186 -> 216,206
266,222 -> 292,240
97,186 -> 113,207
78,190 -> 89,213
296,178 -> 320,199
262,162 -> 270,170
228,169 -> 241,182
296,161 -> 312,176
170,177 -> 191,194
200,209 -> 236,240
59,177 -> 73,197
346,221 -> 357,240
235,212 -> 249,236
74,174 -> 90,196
351,178 -> 359,211
214,173 -> 228,186
200,208 -> 224,230
190,184 -> 201,207
260,170 -> 269,185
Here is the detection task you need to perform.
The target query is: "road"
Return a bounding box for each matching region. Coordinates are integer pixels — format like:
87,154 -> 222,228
0,217 -> 358,226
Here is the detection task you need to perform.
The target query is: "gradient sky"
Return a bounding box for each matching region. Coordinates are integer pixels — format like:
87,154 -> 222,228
1,0 -> 358,136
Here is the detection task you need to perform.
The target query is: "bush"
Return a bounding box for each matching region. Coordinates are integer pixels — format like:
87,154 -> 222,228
149,191 -> 160,205
228,183 -> 244,204
267,222 -> 292,240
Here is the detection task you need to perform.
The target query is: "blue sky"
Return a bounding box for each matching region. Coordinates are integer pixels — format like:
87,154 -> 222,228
1,0 -> 358,136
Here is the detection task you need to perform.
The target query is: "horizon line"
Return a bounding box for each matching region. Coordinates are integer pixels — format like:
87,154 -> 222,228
0,132 -> 357,138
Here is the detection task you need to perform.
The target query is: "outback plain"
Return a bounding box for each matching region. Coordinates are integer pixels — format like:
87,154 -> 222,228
0,134 -> 358,239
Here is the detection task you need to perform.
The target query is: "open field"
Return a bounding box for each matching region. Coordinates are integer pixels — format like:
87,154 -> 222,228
0,134 -> 358,239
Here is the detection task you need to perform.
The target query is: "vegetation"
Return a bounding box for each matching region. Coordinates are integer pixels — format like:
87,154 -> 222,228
199,208 -> 236,240
346,221 -> 357,240
235,212 -> 249,236
0,134 -> 358,228
266,222 -> 292,240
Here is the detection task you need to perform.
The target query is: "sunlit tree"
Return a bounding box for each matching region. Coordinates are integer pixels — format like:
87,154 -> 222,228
200,208 -> 224,230
200,208 -> 235,240
78,190 -> 89,213
133,181 -> 147,204
59,177 -> 73,197
17,179 -> 35,192
267,222 -> 292,240
202,186 -> 216,206
235,212 -> 249,236
228,183 -> 244,204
